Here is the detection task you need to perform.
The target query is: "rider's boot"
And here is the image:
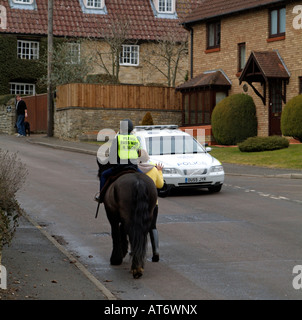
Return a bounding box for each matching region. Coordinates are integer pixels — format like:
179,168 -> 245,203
150,229 -> 159,262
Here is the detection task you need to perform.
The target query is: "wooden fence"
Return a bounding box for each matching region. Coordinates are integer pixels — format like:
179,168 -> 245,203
56,83 -> 182,110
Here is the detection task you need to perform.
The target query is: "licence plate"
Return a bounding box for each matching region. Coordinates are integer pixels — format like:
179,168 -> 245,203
185,177 -> 206,183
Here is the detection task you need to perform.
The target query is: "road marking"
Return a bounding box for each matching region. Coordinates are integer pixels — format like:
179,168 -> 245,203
23,212 -> 117,300
225,184 -> 301,204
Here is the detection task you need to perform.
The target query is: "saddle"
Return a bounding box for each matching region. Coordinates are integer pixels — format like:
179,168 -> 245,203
98,166 -> 138,204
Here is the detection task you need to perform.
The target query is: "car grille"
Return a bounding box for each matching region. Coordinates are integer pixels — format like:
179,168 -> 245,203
178,181 -> 213,187
182,168 -> 207,176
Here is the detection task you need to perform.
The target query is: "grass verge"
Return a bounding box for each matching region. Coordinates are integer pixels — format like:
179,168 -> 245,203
210,144 -> 302,170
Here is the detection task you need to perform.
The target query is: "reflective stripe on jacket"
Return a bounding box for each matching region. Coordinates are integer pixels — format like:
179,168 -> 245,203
117,134 -> 140,160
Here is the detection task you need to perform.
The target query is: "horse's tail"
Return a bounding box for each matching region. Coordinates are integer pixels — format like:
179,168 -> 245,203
129,177 -> 152,272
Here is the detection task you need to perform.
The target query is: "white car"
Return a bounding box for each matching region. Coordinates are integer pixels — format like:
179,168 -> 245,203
133,125 -> 224,196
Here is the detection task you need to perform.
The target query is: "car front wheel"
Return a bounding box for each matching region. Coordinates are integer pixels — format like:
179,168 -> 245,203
208,184 -> 222,193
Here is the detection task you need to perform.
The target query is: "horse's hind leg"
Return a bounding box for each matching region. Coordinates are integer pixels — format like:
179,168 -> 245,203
149,205 -> 159,262
149,229 -> 159,262
120,223 -> 128,258
110,222 -> 123,265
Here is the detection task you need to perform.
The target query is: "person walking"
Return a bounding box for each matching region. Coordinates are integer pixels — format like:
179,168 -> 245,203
16,95 -> 28,137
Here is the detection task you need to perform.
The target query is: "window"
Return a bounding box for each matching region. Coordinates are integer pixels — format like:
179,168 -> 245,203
67,43 -> 81,64
120,45 -> 139,66
158,0 -> 173,13
10,82 -> 35,95
9,0 -> 35,10
183,90 -> 228,125
80,0 -> 106,14
17,40 -> 39,60
238,43 -> 246,72
269,7 -> 286,37
86,0 -> 103,8
0,5 -> 7,30
207,21 -> 221,49
13,0 -> 33,3
152,0 -> 176,18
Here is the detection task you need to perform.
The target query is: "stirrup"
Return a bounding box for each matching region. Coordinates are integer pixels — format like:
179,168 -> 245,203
94,192 -> 100,202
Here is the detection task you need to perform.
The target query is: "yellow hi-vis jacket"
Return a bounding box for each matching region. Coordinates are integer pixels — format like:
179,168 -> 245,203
117,134 -> 140,160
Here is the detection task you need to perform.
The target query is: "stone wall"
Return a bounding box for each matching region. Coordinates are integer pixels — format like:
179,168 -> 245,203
0,99 -> 16,135
54,107 -> 182,140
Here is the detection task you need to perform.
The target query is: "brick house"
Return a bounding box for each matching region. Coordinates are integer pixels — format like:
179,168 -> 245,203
176,0 -> 302,140
0,0 -> 203,96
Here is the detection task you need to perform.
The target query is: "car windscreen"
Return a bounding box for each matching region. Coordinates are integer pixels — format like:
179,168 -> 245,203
145,136 -> 205,155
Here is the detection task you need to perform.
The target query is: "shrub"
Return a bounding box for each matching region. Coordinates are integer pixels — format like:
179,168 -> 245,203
238,136 -> 289,152
281,95 -> 302,142
142,112 -> 154,125
211,94 -> 258,145
0,150 -> 27,263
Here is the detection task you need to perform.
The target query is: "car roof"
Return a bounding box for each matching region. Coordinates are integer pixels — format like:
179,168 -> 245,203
134,125 -> 190,138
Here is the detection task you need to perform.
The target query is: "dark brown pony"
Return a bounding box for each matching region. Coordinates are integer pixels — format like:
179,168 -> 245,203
98,161 -> 158,278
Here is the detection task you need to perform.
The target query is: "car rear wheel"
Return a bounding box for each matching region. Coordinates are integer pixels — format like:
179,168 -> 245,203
158,183 -> 172,198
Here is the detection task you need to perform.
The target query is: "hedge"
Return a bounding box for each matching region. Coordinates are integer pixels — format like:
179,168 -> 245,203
238,136 -> 289,152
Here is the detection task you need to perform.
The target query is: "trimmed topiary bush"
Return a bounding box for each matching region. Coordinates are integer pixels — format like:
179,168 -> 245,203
281,95 -> 302,142
211,94 -> 258,145
142,112 -> 154,125
238,136 -> 289,152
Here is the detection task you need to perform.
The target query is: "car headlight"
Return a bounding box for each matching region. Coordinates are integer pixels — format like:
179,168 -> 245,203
162,168 -> 178,175
210,165 -> 224,173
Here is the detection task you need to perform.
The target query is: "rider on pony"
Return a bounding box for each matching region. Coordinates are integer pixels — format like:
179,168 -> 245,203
96,119 -> 141,203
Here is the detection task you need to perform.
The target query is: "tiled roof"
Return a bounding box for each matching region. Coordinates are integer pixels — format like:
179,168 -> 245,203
0,0 -> 203,41
182,0 -> 287,24
176,70 -> 231,91
240,51 -> 290,82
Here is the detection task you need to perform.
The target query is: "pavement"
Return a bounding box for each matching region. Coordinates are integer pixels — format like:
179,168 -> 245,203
0,133 -> 301,300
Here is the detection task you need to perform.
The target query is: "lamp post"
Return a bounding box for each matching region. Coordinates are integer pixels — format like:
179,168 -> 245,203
47,0 -> 54,137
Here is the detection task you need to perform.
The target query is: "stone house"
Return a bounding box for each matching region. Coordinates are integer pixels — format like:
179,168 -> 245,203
0,0 -> 203,96
176,0 -> 302,140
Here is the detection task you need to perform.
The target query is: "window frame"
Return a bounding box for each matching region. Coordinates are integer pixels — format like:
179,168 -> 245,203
269,7 -> 286,38
183,90 -> 227,126
17,40 -> 39,60
13,0 -> 33,3
158,0 -> 174,14
67,42 -> 81,65
238,42 -> 246,72
119,45 -> 140,66
85,0 -> 103,9
9,82 -> 35,95
0,5 -> 7,30
206,20 -> 221,50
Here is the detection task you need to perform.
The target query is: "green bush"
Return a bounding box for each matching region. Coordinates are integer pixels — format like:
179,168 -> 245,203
281,95 -> 302,142
211,94 -> 258,145
142,112 -> 154,125
238,136 -> 289,152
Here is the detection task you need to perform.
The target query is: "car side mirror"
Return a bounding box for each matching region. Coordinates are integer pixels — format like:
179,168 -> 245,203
206,147 -> 212,153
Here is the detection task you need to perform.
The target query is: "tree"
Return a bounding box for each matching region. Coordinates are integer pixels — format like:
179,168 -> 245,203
90,14 -> 134,84
39,39 -> 94,87
142,29 -> 188,87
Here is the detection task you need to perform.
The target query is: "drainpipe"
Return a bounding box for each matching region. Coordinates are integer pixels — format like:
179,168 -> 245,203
183,23 -> 194,79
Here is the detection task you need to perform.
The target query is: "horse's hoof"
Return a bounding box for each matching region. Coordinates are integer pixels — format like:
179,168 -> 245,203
132,268 -> 144,279
110,257 -> 123,265
152,254 -> 159,262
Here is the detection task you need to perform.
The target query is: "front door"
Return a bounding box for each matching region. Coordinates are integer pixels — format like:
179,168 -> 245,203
269,80 -> 282,136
